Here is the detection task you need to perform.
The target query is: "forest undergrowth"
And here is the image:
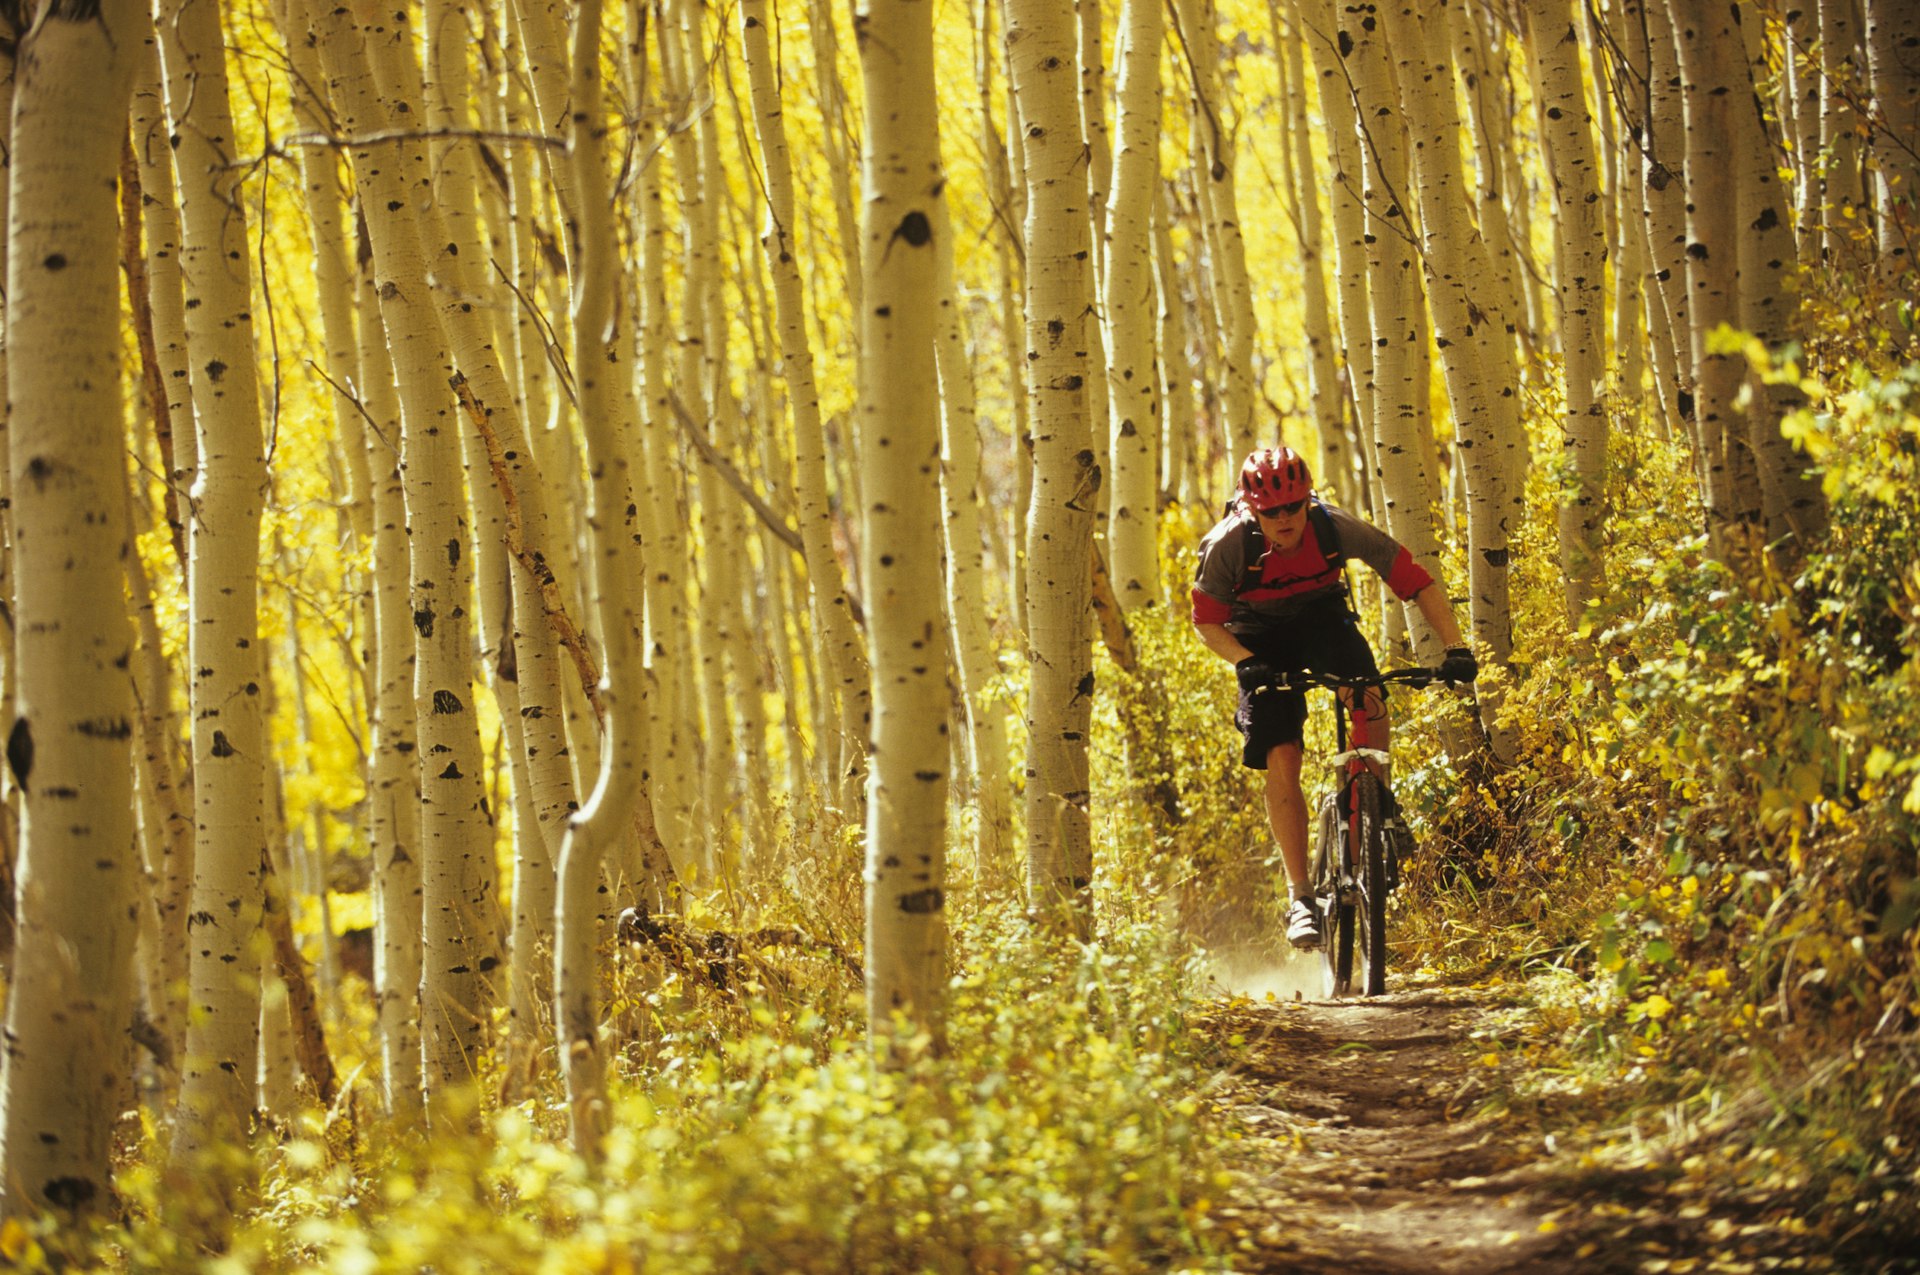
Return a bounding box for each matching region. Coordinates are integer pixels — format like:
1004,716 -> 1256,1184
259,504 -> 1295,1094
13,356 -> 1919,1271
1382,351 -> 1920,1265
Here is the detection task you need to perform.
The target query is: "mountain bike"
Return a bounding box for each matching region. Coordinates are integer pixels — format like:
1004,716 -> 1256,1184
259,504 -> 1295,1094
1260,666 -> 1441,997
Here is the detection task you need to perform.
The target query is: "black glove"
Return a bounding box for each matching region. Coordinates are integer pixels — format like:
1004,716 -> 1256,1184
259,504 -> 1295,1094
1235,655 -> 1279,694
1438,646 -> 1478,685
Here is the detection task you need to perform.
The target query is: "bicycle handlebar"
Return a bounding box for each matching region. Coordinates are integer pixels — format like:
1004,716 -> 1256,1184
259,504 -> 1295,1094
1251,665 -> 1454,694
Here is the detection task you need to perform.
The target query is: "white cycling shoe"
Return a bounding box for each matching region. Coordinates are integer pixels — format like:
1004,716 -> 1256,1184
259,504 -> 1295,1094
1286,897 -> 1324,950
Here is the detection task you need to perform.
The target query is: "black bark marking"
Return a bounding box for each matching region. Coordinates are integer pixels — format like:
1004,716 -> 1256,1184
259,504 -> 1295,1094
439,761 -> 463,779
894,210 -> 932,248
42,1176 -> 96,1209
43,254 -> 67,271
413,605 -> 435,638
7,718 -> 32,787
432,689 -> 464,715
205,359 -> 227,383
898,887 -> 944,914
211,730 -> 236,757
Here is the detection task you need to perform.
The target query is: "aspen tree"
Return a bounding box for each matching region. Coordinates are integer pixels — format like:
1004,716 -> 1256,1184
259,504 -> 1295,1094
1104,0 -> 1164,610
1304,0 -> 1378,495
555,0 -> 655,1148
1385,0 -> 1519,736
130,34 -> 196,552
1728,29 -> 1828,551
354,272 -> 425,1120
1865,0 -> 1920,286
0,0 -> 143,1216
1156,185 -> 1201,507
1635,0 -> 1697,450
1670,0 -> 1765,562
124,474 -> 192,1072
931,187 -> 1014,876
0,9 -> 14,978
1816,0 -> 1868,269
123,38 -> 195,1063
1588,9 -> 1646,412
1333,0 -> 1448,657
1173,0 -> 1260,464
631,50 -> 702,870
312,0 -> 492,1105
507,0 -> 582,254
1608,0 -> 1687,440
157,0 -> 273,1165
740,0 -> 872,820
1781,7 -> 1826,270
811,0 -> 864,322
1006,0 -> 1096,927
1446,2 -> 1530,373
660,0 -> 742,873
1273,0 -> 1348,507
854,0 -> 950,1041
979,0 -> 1033,615
1078,0 -> 1113,534
1524,0 -> 1610,622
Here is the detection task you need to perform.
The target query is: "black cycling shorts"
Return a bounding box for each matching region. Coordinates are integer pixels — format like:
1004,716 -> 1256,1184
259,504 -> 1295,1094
1233,608 -> 1382,769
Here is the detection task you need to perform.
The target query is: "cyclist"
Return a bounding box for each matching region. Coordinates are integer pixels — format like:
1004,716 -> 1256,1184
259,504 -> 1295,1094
1191,446 -> 1477,949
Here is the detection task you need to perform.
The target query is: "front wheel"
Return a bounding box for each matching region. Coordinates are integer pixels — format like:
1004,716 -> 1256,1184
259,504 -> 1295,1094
1312,791 -> 1355,997
1350,774 -> 1389,996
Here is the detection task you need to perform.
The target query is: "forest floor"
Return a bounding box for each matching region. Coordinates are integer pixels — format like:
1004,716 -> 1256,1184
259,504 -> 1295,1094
1192,958 -> 1886,1274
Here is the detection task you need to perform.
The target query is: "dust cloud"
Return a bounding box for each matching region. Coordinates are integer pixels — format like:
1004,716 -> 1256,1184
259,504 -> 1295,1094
1204,945 -> 1325,1001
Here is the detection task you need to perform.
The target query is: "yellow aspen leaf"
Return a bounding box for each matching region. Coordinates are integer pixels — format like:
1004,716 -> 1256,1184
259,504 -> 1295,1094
0,1220 -> 35,1263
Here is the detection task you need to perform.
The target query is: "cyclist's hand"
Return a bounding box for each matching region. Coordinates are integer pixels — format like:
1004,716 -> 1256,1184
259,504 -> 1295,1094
1438,646 -> 1478,685
1235,655 -> 1279,693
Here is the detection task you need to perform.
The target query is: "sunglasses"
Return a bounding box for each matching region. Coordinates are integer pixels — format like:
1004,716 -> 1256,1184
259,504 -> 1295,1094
1255,498 -> 1308,518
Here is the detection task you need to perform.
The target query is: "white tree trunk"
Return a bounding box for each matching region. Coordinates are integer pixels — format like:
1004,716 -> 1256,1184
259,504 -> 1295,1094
1669,0 -> 1764,563
740,0 -> 873,824
312,0 -> 494,1109
158,0 -> 272,1168
555,0 -> 654,1149
1104,0 -> 1165,610
1386,0 -> 1519,757
1007,0 -> 1096,928
1174,0 -> 1260,465
1526,0 -> 1610,622
856,0 -> 951,1042
0,0 -> 143,1216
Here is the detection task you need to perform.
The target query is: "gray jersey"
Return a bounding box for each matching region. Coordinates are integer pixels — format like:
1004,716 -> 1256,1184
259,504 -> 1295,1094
1190,501 -> 1430,637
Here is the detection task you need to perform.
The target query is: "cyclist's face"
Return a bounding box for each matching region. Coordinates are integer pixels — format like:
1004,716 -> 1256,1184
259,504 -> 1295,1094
1255,500 -> 1309,550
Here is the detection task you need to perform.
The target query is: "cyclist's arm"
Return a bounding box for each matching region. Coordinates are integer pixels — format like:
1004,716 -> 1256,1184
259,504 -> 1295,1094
1194,621 -> 1254,665
1412,582 -> 1465,649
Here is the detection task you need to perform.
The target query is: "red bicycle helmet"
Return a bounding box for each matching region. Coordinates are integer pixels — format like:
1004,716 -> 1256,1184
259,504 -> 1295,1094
1239,446 -> 1312,509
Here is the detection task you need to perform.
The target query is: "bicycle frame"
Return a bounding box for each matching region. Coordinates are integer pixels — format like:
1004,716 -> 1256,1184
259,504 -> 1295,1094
1260,667 -> 1438,997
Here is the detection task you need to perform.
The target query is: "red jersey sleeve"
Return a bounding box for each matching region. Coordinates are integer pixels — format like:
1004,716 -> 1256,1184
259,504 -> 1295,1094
1384,548 -> 1433,601
1190,587 -> 1232,625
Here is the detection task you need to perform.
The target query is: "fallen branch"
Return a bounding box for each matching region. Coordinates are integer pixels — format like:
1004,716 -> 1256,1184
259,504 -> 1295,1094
616,901 -> 863,988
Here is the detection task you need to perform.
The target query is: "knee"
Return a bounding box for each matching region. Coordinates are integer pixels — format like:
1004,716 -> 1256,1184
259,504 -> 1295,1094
1266,743 -> 1305,786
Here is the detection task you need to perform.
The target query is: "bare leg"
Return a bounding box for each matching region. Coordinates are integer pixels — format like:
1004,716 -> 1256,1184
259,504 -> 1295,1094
1264,742 -> 1311,895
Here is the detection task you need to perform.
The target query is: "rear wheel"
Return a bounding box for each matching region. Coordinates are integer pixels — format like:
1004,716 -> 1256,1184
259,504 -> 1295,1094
1312,790 -> 1355,997
1351,774 -> 1388,996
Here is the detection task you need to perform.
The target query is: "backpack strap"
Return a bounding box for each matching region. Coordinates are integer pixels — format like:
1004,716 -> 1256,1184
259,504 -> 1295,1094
1307,499 -> 1358,618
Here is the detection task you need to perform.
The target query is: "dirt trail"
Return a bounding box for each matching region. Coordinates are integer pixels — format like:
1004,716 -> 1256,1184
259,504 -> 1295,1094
1195,958 -> 1890,1273
1200,959 -> 1618,1273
